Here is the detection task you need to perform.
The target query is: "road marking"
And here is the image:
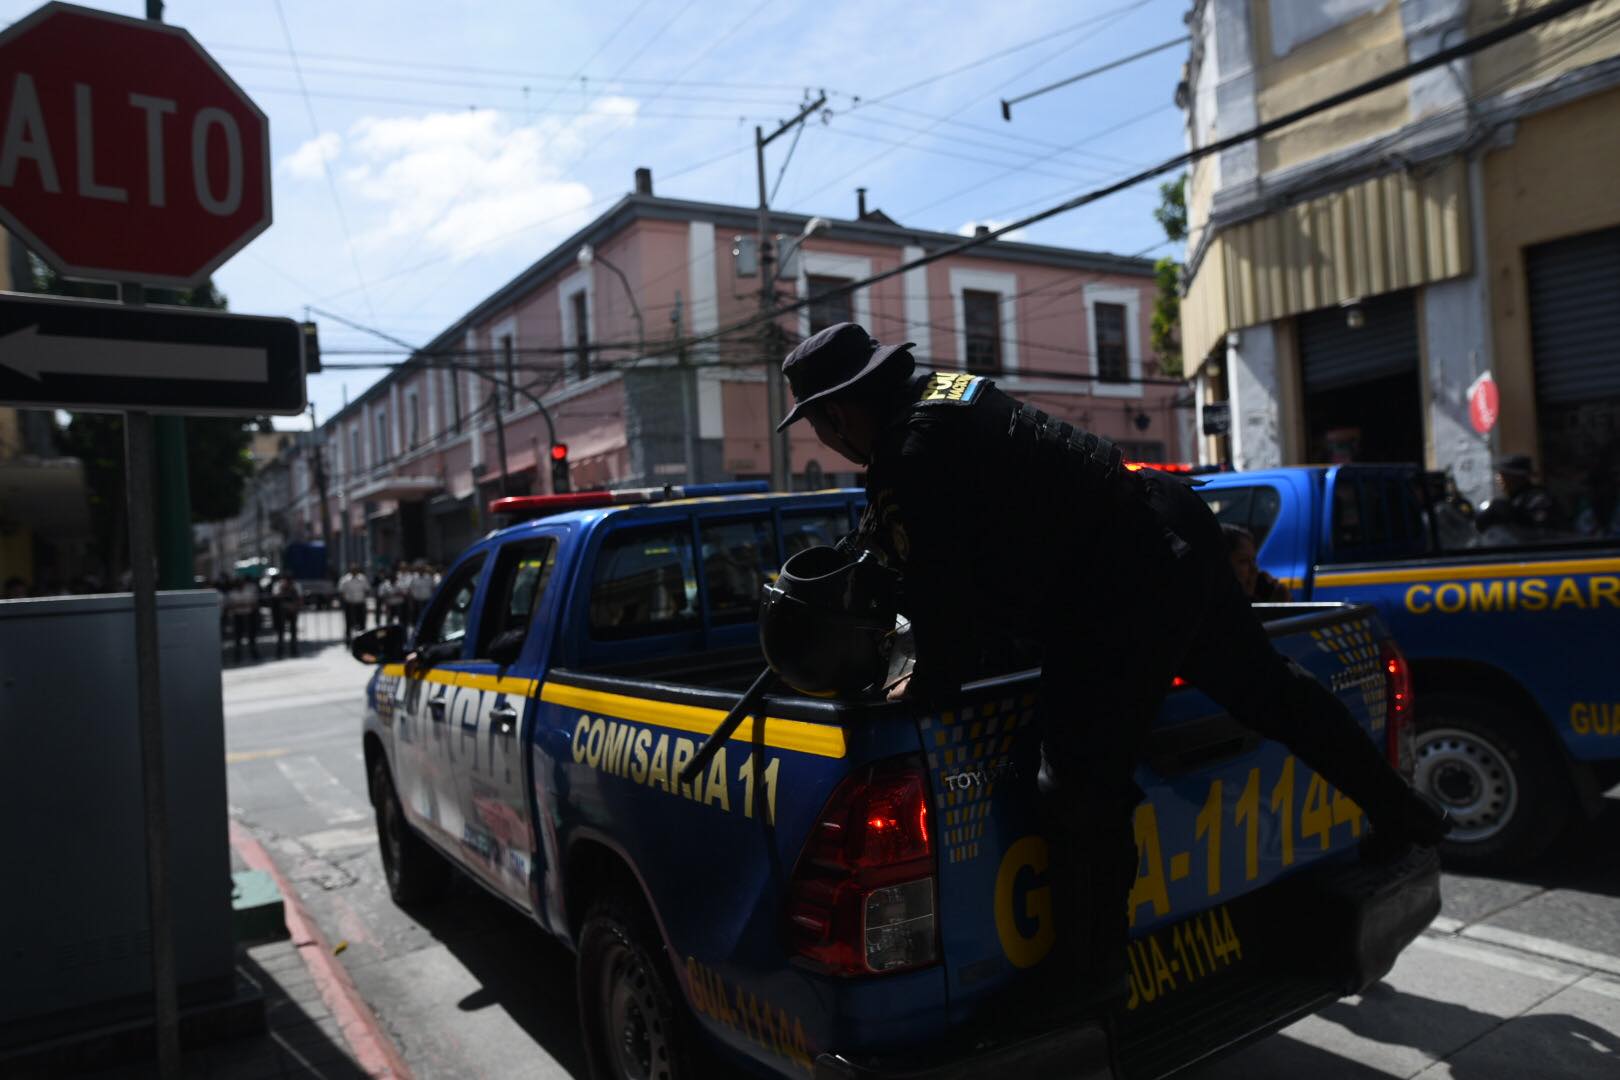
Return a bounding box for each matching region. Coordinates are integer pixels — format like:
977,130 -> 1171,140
300,825 -> 377,855
226,747 -> 290,764
225,689 -> 363,719
275,755 -> 367,825
1459,924 -> 1620,978
1428,914 -> 1465,934
1573,973 -> 1620,1002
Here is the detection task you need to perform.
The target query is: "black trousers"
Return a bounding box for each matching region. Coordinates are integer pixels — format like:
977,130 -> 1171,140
1035,475 -> 1408,976
344,602 -> 367,638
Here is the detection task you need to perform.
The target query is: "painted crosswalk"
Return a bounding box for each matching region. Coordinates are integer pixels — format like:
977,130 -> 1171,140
273,754 -> 368,825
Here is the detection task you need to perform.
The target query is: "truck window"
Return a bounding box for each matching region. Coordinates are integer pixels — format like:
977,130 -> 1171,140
589,526 -> 698,639
476,538 -> 558,658
1198,485 -> 1283,547
417,554 -> 487,654
702,519 -> 776,625
782,508 -> 850,556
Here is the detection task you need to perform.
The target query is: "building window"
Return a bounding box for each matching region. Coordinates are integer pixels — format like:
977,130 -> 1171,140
807,275 -> 853,334
500,333 -> 516,410
570,291 -> 590,381
1095,302 -> 1128,383
963,289 -> 1002,373
375,408 -> 390,464
350,426 -> 361,476
406,390 -> 420,448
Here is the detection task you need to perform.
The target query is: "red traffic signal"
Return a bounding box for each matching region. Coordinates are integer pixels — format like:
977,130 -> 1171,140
550,443 -> 568,462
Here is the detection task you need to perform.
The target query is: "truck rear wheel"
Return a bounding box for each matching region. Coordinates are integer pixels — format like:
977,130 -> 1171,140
577,897 -> 694,1080
1414,694 -> 1569,870
370,754 -> 450,906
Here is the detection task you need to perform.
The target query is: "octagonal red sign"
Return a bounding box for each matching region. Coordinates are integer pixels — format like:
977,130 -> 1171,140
0,3 -> 270,287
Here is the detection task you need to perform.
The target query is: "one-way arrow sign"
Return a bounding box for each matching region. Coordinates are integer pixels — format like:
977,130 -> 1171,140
0,291 -> 305,415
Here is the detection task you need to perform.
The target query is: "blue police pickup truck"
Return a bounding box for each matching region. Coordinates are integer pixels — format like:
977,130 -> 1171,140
1196,464 -> 1620,870
351,481 -> 1439,1080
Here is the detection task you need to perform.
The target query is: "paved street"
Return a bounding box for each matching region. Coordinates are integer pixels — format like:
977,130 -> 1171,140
224,647 -> 1620,1079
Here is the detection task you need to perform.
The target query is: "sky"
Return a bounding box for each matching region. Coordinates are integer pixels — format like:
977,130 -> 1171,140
4,0 -> 1194,428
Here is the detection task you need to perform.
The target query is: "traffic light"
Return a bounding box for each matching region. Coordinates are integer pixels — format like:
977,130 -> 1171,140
550,443 -> 570,493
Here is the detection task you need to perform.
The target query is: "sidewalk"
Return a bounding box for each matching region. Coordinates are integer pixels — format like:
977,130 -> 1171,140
49,825 -> 410,1080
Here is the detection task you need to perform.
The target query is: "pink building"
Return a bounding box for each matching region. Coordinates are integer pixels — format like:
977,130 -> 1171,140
317,170 -> 1191,568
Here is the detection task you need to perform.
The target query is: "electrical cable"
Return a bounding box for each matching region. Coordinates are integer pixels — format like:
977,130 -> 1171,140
271,0 -> 375,320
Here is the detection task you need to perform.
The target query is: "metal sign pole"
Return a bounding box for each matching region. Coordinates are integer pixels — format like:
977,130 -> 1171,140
125,280 -> 180,1076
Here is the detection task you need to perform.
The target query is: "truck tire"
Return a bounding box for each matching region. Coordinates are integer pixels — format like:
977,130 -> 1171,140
370,754 -> 450,907
577,896 -> 695,1080
1414,694 -> 1570,871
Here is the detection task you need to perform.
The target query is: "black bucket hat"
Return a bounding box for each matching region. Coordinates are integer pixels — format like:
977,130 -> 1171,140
777,322 -> 915,430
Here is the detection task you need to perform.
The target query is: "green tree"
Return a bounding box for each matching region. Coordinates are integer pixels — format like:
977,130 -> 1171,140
26,255 -> 257,575
1151,175 -> 1188,378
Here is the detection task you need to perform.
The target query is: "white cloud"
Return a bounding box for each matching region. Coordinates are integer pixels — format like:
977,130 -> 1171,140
280,132 -> 341,180
335,98 -> 638,262
957,219 -> 1030,242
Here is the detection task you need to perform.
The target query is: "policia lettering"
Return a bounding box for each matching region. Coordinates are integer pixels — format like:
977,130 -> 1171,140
571,714 -> 781,823
1404,575 -> 1620,614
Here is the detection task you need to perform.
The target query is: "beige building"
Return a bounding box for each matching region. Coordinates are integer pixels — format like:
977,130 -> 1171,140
1179,0 -> 1620,524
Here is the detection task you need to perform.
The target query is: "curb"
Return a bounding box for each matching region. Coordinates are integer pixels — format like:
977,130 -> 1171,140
229,820 -> 414,1080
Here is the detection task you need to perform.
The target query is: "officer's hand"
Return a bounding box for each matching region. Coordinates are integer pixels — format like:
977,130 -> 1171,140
403,650 -> 426,679
886,673 -> 912,702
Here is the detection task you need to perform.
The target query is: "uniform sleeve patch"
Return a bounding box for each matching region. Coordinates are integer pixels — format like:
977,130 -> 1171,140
918,372 -> 987,406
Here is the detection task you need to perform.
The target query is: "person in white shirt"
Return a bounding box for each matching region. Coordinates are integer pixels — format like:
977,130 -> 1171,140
227,578 -> 261,662
379,572 -> 407,626
338,565 -> 371,641
406,562 -> 437,625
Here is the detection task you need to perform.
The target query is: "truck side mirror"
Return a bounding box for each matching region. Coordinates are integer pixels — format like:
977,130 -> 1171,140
352,625 -> 407,665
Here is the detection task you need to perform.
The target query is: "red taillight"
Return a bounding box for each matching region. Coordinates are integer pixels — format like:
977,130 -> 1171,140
786,757 -> 937,976
1383,642 -> 1414,775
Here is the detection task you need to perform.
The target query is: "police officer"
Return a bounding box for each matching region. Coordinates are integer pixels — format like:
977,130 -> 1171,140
778,322 -> 1449,1001
1475,454 -> 1568,535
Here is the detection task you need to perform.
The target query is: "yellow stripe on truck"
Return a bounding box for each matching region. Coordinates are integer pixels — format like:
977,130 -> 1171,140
1315,556 -> 1620,588
540,681 -> 847,759
379,664 -> 538,698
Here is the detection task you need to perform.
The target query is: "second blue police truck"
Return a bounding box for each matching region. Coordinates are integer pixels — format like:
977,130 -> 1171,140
1196,463 -> 1620,869
352,482 -> 1438,1079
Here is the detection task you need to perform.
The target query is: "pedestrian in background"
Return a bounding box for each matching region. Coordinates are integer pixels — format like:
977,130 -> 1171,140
272,575 -> 303,658
379,571 -> 407,627
227,577 -> 261,663
407,562 -> 437,625
338,564 -> 371,641
1221,524 -> 1292,602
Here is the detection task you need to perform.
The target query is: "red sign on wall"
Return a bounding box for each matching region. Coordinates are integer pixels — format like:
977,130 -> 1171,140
1468,372 -> 1499,435
0,3 -> 270,287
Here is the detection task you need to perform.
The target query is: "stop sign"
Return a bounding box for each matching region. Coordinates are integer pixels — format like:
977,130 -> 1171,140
0,3 -> 269,287
1468,372 -> 1499,435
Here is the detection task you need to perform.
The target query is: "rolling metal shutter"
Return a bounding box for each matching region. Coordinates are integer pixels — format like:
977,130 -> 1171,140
1526,226 -> 1620,405
1297,290 -> 1419,392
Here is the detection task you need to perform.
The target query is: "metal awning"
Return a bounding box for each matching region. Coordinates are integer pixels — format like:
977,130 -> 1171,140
349,475 -> 442,502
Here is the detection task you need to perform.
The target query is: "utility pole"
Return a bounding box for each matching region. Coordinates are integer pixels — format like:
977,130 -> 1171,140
308,402 -> 333,568
757,93 -> 826,491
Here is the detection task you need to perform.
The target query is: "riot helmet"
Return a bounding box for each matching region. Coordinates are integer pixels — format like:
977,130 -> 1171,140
759,546 -> 899,696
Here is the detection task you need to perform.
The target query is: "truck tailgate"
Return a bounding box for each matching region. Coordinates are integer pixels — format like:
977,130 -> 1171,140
923,604 -> 1399,1027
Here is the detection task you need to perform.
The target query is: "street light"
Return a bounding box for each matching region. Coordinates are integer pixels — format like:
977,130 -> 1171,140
577,243 -> 646,360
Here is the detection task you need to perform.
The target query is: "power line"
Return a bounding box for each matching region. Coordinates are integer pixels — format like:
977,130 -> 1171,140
647,0 -> 1611,367
856,0 -> 1157,109
270,0 -> 374,322
791,1 -> 1148,206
